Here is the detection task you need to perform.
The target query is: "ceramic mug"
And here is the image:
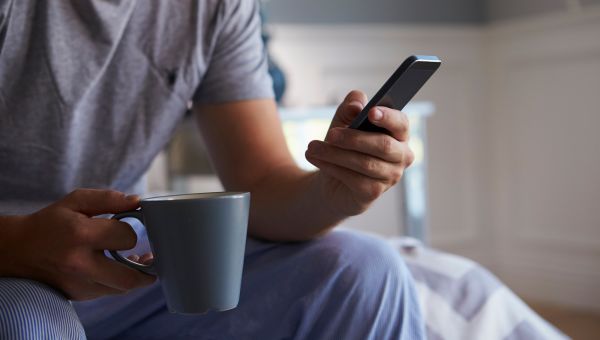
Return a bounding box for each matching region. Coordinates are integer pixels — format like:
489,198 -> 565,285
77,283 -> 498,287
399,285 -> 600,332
110,192 -> 250,314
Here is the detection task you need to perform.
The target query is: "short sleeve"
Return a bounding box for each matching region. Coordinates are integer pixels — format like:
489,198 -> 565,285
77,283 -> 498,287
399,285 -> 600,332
193,0 -> 274,104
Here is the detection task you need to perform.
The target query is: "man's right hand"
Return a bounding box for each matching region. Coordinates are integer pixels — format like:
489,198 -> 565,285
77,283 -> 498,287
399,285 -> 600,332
0,189 -> 156,300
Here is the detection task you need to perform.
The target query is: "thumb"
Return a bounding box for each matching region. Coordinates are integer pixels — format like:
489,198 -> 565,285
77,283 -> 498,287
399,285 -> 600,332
329,90 -> 368,130
61,189 -> 140,216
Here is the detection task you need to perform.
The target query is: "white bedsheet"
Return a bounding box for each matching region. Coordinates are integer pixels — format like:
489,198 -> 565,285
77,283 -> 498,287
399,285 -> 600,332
389,238 -> 569,340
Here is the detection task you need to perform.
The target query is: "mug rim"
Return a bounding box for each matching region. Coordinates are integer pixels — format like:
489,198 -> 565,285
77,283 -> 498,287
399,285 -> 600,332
142,192 -> 249,202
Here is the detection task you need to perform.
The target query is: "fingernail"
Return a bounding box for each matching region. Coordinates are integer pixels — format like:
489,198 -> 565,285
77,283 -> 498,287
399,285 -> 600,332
348,100 -> 364,109
125,194 -> 139,201
372,109 -> 383,121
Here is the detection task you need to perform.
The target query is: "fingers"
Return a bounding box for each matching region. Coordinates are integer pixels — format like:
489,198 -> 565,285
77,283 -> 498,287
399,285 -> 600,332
307,139 -> 410,185
83,218 -> 138,250
307,141 -> 404,183
339,90 -> 368,114
308,157 -> 388,204
56,250 -> 154,300
330,90 -> 368,128
326,127 -> 412,164
89,252 -> 156,291
139,253 -> 154,265
365,106 -> 410,141
62,189 -> 140,216
127,254 -> 140,262
343,90 -> 368,105
127,253 -> 154,265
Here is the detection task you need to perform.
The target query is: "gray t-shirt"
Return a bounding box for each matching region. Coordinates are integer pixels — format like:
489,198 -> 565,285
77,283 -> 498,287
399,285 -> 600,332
0,0 -> 274,214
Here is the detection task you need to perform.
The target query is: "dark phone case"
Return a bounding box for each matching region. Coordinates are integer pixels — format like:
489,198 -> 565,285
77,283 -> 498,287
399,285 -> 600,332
349,55 -> 441,133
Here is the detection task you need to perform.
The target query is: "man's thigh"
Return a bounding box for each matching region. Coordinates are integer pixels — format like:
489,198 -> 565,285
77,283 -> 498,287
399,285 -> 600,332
0,278 -> 86,339
75,228 -> 424,339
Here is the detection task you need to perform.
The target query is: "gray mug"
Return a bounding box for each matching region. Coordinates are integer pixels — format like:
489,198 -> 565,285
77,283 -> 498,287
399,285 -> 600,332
110,192 -> 250,314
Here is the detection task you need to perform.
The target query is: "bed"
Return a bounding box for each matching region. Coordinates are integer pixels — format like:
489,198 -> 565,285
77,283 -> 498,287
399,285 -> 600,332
389,237 -> 568,340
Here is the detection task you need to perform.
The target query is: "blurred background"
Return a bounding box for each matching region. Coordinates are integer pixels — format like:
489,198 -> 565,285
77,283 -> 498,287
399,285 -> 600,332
147,0 -> 600,337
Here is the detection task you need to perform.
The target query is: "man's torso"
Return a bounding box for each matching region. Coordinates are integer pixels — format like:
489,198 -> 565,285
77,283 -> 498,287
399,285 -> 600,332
0,0 -> 271,213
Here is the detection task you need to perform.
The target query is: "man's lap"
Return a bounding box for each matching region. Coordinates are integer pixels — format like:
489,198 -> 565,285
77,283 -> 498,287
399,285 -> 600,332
73,228 -> 424,339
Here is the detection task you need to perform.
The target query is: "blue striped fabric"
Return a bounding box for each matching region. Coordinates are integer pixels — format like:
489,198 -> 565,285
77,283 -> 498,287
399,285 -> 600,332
0,278 -> 86,339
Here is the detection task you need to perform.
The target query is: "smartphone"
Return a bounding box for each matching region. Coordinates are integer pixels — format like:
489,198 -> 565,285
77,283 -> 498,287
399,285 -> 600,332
349,55 -> 441,133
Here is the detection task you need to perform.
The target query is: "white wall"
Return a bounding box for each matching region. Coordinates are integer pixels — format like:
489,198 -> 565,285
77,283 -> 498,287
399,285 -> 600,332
486,10 -> 600,311
268,24 -> 491,257
486,0 -> 600,22
267,7 -> 600,311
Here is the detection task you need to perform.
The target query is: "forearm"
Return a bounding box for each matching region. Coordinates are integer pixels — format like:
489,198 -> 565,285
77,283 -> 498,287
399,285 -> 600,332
245,165 -> 346,242
195,97 -> 410,242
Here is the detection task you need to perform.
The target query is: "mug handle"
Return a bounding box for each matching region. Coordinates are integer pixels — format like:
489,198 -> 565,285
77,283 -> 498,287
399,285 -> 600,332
109,210 -> 156,275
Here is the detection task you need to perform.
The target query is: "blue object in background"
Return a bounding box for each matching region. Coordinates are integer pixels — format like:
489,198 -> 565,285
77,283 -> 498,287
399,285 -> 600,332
260,6 -> 286,103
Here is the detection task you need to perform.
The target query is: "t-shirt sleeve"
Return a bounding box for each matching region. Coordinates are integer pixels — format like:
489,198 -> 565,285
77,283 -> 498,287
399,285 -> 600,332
193,0 -> 274,104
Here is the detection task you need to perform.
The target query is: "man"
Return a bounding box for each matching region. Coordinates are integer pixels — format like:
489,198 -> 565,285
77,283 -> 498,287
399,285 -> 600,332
0,1 -> 424,339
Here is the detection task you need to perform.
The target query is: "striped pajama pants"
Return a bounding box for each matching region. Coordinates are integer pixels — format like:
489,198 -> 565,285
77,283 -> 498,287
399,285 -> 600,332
0,229 -> 425,339
0,278 -> 85,339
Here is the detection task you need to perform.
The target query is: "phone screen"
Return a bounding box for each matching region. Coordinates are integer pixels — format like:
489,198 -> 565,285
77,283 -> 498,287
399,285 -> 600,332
349,56 -> 440,133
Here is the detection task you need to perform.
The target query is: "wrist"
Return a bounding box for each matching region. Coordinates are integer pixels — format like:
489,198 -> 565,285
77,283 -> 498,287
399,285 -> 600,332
0,214 -> 27,239
0,214 -> 28,276
308,171 -> 348,225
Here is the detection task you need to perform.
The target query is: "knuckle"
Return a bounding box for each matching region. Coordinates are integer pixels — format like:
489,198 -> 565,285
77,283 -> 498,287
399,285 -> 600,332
381,136 -> 393,155
67,216 -> 88,242
391,168 -> 404,184
62,251 -> 87,275
330,129 -> 346,145
73,225 -> 91,244
400,112 -> 410,128
365,182 -> 384,201
349,130 -> 363,144
344,132 -> 361,150
371,186 -> 383,200
360,158 -> 377,173
309,141 -> 327,157
105,190 -> 124,200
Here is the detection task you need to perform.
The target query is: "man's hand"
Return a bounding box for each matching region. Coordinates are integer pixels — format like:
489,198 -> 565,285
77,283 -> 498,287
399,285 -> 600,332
195,96 -> 411,241
305,90 -> 415,216
0,189 -> 156,300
